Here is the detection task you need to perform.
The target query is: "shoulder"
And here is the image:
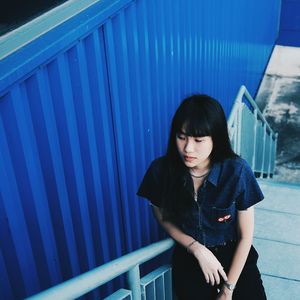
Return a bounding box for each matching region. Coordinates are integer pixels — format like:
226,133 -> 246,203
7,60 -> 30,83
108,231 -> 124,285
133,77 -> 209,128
137,155 -> 168,206
147,155 -> 168,176
211,156 -> 263,210
139,155 -> 169,189
219,156 -> 250,177
213,156 -> 256,189
220,156 -> 260,191
149,155 -> 167,167
224,158 -> 264,209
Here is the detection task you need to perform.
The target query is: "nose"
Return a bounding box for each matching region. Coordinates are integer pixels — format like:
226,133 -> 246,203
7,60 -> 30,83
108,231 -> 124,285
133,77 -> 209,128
184,138 -> 194,153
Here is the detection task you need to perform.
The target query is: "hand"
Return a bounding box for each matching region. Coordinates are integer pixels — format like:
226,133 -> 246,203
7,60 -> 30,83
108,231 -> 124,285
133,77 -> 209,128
189,242 -> 228,285
216,286 -> 233,300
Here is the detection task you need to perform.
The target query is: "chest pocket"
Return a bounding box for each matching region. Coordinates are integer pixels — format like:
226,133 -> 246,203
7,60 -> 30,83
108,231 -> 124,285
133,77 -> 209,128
204,201 -> 236,230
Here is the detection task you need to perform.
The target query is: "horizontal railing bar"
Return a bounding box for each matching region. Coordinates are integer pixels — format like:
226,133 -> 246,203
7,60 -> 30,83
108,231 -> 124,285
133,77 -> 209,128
0,0 -> 134,94
228,85 -> 277,178
0,0 -> 132,60
26,238 -> 174,300
227,85 -> 245,129
243,87 -> 275,136
228,85 -> 275,137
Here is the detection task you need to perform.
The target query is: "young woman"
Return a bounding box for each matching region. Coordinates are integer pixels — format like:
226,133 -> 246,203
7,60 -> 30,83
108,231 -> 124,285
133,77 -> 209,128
137,95 -> 267,300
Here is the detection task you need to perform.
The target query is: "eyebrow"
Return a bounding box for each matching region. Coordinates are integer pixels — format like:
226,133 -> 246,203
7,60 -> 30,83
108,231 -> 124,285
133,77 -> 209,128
178,130 -> 187,135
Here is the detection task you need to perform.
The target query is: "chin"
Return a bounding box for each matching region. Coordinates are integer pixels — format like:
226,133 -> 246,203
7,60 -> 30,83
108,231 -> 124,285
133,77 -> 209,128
183,161 -> 198,168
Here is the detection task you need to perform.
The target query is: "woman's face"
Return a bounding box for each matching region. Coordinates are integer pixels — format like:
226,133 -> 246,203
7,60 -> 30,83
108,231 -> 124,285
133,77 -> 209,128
176,129 -> 213,170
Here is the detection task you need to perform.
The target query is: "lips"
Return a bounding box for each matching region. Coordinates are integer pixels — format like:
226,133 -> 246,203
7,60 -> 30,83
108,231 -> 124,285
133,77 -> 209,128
184,155 -> 196,162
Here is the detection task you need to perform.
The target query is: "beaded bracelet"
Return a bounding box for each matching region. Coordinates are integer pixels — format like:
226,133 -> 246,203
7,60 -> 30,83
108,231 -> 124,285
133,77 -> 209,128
186,240 -> 197,253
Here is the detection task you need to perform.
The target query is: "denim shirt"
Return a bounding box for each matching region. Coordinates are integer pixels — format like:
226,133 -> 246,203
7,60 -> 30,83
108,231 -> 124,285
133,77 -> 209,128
137,156 -> 264,247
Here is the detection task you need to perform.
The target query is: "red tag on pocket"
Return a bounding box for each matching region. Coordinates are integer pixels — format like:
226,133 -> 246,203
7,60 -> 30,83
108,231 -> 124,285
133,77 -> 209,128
224,214 -> 231,220
218,214 -> 231,222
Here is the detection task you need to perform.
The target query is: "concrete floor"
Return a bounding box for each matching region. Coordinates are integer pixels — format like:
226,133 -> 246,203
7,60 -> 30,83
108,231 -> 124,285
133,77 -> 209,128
254,49 -> 300,299
254,180 -> 300,300
254,46 -> 300,300
256,46 -> 300,184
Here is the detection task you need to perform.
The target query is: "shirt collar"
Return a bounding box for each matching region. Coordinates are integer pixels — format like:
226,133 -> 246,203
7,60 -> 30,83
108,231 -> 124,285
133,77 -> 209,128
207,161 -> 221,186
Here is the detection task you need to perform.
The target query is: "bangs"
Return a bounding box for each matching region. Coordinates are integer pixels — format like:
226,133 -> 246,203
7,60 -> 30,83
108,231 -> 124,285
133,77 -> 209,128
176,112 -> 212,137
167,94 -> 236,165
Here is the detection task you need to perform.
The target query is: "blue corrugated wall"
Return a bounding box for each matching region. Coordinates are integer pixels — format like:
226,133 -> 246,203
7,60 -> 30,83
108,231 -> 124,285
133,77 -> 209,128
0,0 -> 281,299
278,0 -> 300,46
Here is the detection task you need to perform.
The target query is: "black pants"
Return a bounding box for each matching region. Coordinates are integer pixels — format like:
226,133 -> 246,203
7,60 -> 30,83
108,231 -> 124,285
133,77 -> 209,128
172,241 -> 267,300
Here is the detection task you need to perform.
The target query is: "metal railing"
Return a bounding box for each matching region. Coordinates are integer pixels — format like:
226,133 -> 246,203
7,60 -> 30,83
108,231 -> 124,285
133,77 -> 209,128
228,85 -> 278,178
26,238 -> 174,300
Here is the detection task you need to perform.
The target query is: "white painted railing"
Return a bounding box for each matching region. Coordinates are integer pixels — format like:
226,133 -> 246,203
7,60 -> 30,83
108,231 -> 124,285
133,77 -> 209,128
228,85 -> 278,178
26,238 -> 174,300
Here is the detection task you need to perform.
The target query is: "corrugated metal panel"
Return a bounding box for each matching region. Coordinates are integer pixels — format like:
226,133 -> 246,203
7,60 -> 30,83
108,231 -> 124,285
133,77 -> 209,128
278,0 -> 300,46
0,0 -> 281,298
0,24 -> 126,299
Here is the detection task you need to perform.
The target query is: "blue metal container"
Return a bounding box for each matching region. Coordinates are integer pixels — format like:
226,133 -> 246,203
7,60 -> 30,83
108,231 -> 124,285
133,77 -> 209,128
0,0 -> 281,298
278,0 -> 300,46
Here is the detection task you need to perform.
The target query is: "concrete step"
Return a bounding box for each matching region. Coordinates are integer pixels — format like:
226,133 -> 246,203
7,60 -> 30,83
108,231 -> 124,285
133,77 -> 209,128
253,180 -> 300,300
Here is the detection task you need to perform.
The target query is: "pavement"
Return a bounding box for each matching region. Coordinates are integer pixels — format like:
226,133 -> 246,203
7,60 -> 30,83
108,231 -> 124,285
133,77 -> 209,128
254,179 -> 300,300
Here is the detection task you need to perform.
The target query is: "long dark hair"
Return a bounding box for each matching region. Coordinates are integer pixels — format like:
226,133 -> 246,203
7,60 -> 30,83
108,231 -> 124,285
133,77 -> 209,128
161,94 -> 237,218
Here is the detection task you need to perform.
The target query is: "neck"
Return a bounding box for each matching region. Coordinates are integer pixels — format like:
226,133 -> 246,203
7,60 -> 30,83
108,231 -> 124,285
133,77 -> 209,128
190,172 -> 209,179
190,160 -> 211,175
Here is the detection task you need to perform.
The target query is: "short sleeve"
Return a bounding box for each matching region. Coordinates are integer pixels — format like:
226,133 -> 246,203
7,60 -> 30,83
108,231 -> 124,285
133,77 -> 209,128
136,158 -> 164,207
236,162 -> 264,210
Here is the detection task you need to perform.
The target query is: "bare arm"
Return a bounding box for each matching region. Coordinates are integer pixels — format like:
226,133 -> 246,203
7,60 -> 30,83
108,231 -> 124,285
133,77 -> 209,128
152,205 -> 228,285
152,205 -> 195,248
217,206 -> 254,299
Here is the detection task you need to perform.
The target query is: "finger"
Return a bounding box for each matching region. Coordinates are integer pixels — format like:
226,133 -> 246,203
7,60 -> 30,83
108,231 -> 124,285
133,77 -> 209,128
219,268 -> 228,282
204,273 -> 210,284
208,273 -> 215,286
214,271 -> 221,285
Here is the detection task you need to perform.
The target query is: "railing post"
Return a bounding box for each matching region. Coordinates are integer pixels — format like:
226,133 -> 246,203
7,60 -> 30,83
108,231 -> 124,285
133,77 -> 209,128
233,114 -> 238,153
127,265 -> 142,300
260,123 -> 267,178
267,133 -> 274,178
271,133 -> 278,176
252,109 -> 258,171
236,101 -> 243,156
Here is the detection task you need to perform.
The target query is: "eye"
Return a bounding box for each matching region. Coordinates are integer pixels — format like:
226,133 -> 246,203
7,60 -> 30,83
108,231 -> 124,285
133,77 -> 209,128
195,138 -> 204,143
176,134 -> 186,140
